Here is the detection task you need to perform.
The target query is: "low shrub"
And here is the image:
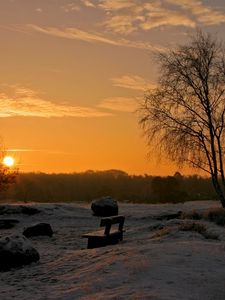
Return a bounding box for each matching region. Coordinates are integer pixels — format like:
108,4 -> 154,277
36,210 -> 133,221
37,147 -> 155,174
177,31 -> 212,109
203,208 -> 225,226
182,208 -> 225,227
151,226 -> 174,238
181,211 -> 202,220
179,222 -> 218,240
179,222 -> 206,234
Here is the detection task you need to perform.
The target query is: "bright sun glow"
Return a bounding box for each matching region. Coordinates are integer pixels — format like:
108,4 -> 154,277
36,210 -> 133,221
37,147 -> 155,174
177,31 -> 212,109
3,156 -> 15,167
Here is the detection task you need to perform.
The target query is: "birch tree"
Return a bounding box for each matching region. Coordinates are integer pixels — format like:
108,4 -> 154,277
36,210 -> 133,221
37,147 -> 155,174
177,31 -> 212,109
139,31 -> 225,206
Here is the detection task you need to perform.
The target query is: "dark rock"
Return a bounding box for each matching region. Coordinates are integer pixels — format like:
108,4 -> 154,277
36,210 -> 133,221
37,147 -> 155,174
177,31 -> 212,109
0,219 -> 19,229
0,235 -> 40,271
91,196 -> 118,217
0,205 -> 40,215
20,206 -> 41,215
23,223 -> 53,238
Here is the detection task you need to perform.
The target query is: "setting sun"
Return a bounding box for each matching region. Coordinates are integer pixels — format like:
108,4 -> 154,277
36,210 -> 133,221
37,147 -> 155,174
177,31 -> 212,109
3,156 -> 15,167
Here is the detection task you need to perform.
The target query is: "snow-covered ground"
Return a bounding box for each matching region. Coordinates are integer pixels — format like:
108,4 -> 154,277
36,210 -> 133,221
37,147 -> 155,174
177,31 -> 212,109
0,200 -> 225,300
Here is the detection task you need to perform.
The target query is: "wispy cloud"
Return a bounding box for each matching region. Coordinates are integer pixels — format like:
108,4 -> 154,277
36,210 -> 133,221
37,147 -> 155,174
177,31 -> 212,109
8,149 -> 75,155
103,15 -> 139,35
0,87 -> 111,118
98,97 -> 138,112
166,0 -> 225,25
60,0 -> 95,12
82,0 -> 96,8
101,1 -> 194,34
166,0 -> 225,26
8,149 -> 32,152
98,0 -> 135,11
35,8 -> 43,13
27,24 -> 163,51
140,5 -> 196,30
111,75 -> 155,91
61,3 -> 81,13
98,0 -> 225,34
28,24 -> 120,45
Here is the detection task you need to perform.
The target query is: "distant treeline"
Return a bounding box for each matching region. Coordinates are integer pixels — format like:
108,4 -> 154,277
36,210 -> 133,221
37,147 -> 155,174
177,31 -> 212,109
0,170 -> 218,203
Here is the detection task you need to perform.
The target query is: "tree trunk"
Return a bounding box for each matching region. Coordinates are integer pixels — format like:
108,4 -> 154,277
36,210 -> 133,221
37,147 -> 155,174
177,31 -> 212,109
211,176 -> 225,208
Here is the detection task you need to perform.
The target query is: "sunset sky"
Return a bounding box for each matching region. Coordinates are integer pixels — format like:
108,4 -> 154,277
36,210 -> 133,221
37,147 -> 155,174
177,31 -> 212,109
0,0 -> 225,175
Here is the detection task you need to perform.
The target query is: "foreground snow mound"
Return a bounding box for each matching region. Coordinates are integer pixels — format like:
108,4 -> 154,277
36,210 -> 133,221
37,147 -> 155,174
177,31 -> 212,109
91,196 -> 118,216
0,234 -> 40,271
1,201 -> 225,299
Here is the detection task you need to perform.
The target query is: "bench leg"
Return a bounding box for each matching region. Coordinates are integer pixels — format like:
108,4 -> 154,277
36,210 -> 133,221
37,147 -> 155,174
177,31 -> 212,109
87,237 -> 107,249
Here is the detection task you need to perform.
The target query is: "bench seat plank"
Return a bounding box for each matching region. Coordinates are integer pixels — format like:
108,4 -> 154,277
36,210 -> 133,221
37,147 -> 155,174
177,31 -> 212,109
82,228 -> 124,238
82,229 -> 105,238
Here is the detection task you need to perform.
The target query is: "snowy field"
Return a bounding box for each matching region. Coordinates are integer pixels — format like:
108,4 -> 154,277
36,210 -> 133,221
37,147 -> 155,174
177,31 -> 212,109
0,200 -> 225,300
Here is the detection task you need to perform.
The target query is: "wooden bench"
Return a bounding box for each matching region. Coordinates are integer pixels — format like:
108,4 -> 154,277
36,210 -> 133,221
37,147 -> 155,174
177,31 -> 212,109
82,215 -> 125,249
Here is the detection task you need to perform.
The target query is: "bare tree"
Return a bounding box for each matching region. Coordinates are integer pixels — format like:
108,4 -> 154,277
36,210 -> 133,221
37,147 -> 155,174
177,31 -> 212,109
139,31 -> 225,207
0,164 -> 18,192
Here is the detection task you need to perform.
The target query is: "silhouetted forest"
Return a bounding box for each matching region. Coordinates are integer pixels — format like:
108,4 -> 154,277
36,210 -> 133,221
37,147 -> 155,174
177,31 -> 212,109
0,170 -> 217,203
